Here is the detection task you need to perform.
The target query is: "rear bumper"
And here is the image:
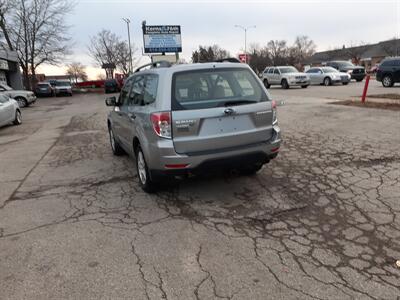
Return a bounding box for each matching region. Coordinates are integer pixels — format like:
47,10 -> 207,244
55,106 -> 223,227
146,125 -> 282,180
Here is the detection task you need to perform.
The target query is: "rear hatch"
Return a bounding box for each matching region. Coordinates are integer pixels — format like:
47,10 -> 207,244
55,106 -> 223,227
171,67 -> 274,155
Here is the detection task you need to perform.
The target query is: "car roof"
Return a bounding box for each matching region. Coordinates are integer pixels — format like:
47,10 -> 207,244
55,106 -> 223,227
382,56 -> 400,61
131,62 -> 252,78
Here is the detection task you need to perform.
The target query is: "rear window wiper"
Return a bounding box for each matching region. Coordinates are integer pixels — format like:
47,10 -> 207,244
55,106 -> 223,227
221,100 -> 258,107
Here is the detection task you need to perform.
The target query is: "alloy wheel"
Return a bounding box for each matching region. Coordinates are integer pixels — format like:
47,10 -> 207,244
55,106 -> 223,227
137,151 -> 147,185
382,76 -> 392,87
109,128 -> 116,152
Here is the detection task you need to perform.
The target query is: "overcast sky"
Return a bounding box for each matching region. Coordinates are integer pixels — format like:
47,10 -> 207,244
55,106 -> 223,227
39,0 -> 400,78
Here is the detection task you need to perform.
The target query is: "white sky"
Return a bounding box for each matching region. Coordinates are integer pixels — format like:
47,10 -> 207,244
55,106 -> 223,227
38,0 -> 400,79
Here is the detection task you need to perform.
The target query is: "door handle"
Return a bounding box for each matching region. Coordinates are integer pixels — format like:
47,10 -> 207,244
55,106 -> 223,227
128,113 -> 136,120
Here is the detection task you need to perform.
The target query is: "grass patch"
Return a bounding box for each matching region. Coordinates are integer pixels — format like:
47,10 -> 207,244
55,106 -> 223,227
366,93 -> 400,100
331,100 -> 400,111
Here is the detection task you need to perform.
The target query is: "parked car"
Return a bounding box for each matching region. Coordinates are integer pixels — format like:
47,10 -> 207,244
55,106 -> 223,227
54,80 -> 73,96
262,66 -> 310,89
0,94 -> 22,128
105,61 -> 281,192
35,82 -> 54,97
376,57 -> 400,87
104,79 -> 121,93
0,83 -> 36,107
326,61 -> 366,81
306,67 -> 351,86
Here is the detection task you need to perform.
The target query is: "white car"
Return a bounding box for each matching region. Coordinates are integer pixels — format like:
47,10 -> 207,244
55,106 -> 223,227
0,94 -> 22,128
54,81 -> 73,97
262,66 -> 310,89
306,67 -> 351,86
0,83 -> 36,107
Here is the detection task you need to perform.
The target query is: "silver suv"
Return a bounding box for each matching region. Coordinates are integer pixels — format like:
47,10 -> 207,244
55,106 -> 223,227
106,61 -> 281,192
262,66 -> 310,89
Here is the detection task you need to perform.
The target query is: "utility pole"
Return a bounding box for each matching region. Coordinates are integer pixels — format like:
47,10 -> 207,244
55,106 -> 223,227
235,25 -> 256,64
122,18 -> 133,74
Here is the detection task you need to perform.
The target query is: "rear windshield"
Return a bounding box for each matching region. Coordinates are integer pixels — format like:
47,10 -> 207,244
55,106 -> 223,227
37,84 -> 49,88
172,68 -> 268,110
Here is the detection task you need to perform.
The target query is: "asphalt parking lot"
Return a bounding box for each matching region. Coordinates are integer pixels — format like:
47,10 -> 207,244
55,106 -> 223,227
0,83 -> 399,299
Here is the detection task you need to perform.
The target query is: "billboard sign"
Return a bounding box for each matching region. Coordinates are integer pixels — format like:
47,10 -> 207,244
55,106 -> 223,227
143,25 -> 182,54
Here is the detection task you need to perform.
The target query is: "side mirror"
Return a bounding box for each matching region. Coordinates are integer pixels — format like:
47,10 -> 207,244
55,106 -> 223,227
105,96 -> 117,106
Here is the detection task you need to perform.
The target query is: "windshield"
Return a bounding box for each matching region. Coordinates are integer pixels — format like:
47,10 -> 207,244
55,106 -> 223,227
55,81 -> 71,87
322,67 -> 339,73
0,84 -> 13,91
172,68 -> 267,110
337,61 -> 354,68
279,67 -> 298,73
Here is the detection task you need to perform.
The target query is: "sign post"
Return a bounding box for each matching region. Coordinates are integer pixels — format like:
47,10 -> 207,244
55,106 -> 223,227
361,75 -> 370,103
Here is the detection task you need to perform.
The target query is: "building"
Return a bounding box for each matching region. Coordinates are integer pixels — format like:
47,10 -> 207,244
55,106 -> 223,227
305,39 -> 400,71
0,49 -> 23,89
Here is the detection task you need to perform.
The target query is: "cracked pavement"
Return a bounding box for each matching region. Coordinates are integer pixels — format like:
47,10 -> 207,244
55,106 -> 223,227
0,93 -> 399,299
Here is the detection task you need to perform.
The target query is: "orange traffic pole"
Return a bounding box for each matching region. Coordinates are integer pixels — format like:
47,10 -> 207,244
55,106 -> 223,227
361,75 -> 370,103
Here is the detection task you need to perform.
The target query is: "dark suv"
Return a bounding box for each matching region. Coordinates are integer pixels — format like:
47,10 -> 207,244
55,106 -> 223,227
376,57 -> 400,87
326,61 -> 366,82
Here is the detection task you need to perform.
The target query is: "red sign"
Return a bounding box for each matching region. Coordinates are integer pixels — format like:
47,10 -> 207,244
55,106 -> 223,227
238,54 -> 251,63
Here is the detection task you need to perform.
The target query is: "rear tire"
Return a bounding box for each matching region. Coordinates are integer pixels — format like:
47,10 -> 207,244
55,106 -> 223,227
13,110 -> 22,125
281,79 -> 289,89
301,85 -> 308,88
382,75 -> 394,87
263,79 -> 271,89
108,126 -> 125,156
356,79 -> 363,82
342,82 -> 349,85
135,145 -> 158,193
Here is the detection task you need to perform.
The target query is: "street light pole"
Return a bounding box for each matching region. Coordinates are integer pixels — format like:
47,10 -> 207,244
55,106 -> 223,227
122,18 -> 133,74
234,25 -> 256,64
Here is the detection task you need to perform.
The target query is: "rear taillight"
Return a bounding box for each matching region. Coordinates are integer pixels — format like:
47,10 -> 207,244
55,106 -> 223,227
150,112 -> 171,139
271,100 -> 278,125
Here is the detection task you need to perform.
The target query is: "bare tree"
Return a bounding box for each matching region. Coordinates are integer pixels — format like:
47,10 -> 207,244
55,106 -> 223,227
289,35 -> 316,65
88,29 -> 136,78
267,40 -> 289,65
96,73 -> 106,80
0,0 -> 74,89
191,45 -> 231,63
345,41 -> 368,65
248,46 -> 272,74
66,62 -> 88,84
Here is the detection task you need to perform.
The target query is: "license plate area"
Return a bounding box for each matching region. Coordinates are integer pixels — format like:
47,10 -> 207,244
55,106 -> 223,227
199,115 -> 253,136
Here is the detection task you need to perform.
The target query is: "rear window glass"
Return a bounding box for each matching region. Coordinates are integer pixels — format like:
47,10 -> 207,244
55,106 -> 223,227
172,68 -> 267,110
105,80 -> 116,86
381,60 -> 398,67
37,84 -> 49,88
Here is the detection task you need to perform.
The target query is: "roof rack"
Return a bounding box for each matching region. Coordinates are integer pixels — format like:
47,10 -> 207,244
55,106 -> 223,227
213,57 -> 241,63
134,60 -> 172,73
